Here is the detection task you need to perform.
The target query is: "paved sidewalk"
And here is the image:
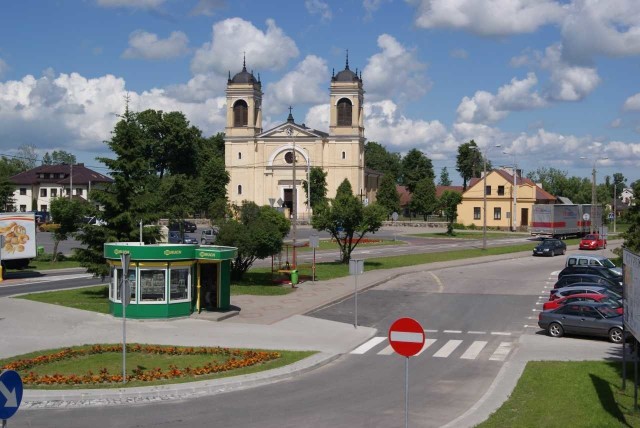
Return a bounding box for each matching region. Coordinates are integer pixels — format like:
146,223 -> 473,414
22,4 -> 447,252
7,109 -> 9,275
0,240 -> 626,419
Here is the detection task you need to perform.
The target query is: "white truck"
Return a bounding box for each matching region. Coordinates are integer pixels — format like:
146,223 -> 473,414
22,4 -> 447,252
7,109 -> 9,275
0,212 -> 37,276
530,204 -> 604,239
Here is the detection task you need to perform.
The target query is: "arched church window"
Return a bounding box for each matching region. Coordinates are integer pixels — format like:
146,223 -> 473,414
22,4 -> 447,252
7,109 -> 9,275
238,152 -> 242,160
233,100 -> 248,127
238,185 -> 243,195
342,151 -> 346,159
337,98 -> 352,126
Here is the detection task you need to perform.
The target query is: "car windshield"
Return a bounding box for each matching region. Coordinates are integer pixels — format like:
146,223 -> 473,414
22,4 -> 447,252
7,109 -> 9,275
604,289 -> 622,300
598,269 -> 619,280
540,241 -> 556,247
597,306 -> 621,318
584,235 -> 597,240
601,259 -> 616,268
601,297 -> 622,309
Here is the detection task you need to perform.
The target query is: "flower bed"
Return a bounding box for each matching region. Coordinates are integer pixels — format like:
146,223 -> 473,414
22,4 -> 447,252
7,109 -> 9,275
2,344 -> 280,386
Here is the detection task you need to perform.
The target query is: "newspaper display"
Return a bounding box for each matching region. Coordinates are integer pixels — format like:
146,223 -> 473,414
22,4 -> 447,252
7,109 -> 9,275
623,249 -> 640,340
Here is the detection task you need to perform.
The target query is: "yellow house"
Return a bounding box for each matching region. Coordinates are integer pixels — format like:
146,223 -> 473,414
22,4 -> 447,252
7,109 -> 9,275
457,168 -> 556,230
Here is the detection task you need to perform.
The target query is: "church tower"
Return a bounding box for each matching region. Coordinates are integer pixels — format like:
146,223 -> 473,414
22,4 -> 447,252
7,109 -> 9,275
329,52 -> 364,138
225,58 -> 263,138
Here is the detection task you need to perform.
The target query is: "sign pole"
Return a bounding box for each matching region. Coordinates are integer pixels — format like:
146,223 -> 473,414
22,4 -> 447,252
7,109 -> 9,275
354,271 -> 358,328
405,357 -> 409,428
312,248 -> 316,283
120,252 -> 131,384
349,259 -> 364,329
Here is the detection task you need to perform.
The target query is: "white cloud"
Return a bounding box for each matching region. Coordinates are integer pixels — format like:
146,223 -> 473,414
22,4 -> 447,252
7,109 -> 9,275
263,55 -> 328,115
96,0 -> 165,10
305,0 -> 332,22
363,0 -> 390,18
191,18 -> 299,75
456,73 -> 546,124
610,118 -> 622,128
450,48 -> 469,59
410,0 -> 566,36
363,34 -> 430,103
561,0 -> 640,63
623,93 -> 640,111
0,58 -> 8,78
541,44 -> 600,101
122,31 -> 189,60
190,0 -> 226,16
163,73 -> 226,103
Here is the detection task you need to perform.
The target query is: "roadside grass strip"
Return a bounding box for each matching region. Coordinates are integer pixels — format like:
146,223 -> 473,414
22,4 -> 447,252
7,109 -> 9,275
0,344 -> 315,389
478,361 -> 640,427
17,285 -> 111,314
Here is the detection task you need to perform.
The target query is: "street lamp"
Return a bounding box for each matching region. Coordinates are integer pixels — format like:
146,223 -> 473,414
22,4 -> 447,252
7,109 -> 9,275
286,126 -> 297,268
580,155 -> 608,234
472,144 -> 501,250
503,151 -> 518,232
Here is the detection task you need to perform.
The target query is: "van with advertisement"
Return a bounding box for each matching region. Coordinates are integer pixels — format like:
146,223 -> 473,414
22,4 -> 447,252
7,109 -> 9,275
0,212 -> 37,278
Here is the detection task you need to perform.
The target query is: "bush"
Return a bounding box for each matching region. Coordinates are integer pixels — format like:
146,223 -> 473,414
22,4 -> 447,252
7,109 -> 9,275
39,223 -> 60,233
452,223 -> 466,230
467,223 -> 477,230
34,252 -> 70,262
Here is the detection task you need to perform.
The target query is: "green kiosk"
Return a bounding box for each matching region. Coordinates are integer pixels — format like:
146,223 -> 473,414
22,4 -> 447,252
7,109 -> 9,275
104,243 -> 237,319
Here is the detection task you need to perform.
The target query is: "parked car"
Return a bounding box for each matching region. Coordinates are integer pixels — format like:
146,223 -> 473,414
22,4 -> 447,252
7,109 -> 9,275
169,220 -> 197,233
579,233 -> 607,250
533,238 -> 567,257
168,231 -> 182,243
182,234 -> 198,244
201,228 -> 219,245
553,274 -> 622,293
565,253 -> 621,276
550,285 -> 621,302
538,302 -> 624,343
543,293 -> 623,314
558,265 -> 622,286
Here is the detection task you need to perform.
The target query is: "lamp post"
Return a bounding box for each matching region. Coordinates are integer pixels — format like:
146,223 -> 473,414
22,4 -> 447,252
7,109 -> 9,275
286,126 -> 297,268
580,155 -> 608,234
472,144 -> 501,250
304,148 -> 311,220
503,151 -> 518,232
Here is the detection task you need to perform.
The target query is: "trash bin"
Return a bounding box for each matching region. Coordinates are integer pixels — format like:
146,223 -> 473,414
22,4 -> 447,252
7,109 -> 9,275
290,269 -> 299,285
37,246 -> 45,256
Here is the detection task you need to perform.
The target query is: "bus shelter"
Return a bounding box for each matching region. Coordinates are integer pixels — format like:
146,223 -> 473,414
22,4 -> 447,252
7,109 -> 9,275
104,243 -> 237,319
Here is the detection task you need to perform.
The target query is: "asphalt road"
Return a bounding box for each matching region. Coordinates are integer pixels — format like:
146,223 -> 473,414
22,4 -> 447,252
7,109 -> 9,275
13,254 -> 570,428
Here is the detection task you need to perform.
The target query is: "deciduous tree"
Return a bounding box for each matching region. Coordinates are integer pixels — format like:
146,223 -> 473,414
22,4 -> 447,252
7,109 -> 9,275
50,197 -> 88,262
410,177 -> 437,220
401,149 -> 434,194
439,190 -> 463,235
376,173 -> 401,217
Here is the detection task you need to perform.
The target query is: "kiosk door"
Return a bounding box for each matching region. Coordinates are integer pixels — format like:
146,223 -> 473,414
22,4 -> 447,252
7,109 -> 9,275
200,263 -> 218,310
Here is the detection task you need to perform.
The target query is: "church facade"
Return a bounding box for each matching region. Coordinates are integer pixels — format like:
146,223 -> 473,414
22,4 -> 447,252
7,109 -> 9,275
224,59 -> 379,218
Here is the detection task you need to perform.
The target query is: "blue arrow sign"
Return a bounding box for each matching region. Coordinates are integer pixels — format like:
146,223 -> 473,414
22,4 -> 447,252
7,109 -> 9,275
0,370 -> 23,420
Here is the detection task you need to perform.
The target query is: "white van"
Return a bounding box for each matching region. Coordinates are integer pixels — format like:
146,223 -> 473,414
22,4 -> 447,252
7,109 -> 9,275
565,253 -> 622,276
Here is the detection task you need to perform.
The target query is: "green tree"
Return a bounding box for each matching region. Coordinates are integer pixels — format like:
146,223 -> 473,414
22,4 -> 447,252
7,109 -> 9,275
409,177 -> 437,220
456,140 -> 484,191
302,167 -> 328,209
42,150 -> 77,165
622,180 -> 640,253
376,173 -> 401,217
365,141 -> 402,181
50,197 -> 88,262
0,156 -> 27,209
401,149 -> 434,194
439,190 -> 463,235
215,202 -> 290,280
17,144 -> 38,169
438,166 -> 452,186
193,155 -> 229,217
311,178 -> 386,263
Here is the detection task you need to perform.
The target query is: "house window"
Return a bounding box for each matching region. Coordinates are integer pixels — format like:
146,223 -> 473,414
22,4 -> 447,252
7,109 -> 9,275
238,152 -> 242,160
485,186 -> 491,196
51,189 -> 57,197
40,205 -> 47,211
337,98 -> 352,126
494,207 -> 501,220
498,185 -> 505,196
19,205 -> 26,212
474,207 -> 481,220
76,188 -> 83,196
238,185 -> 242,195
40,188 -> 47,197
342,151 -> 346,160
233,100 -> 248,127
19,188 -> 26,195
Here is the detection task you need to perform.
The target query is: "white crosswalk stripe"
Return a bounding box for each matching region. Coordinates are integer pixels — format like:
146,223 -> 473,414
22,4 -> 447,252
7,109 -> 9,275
350,336 -> 514,362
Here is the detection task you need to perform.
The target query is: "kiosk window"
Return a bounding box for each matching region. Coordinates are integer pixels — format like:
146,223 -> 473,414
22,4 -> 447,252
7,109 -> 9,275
170,268 -> 190,301
140,269 -> 166,302
111,266 -> 136,302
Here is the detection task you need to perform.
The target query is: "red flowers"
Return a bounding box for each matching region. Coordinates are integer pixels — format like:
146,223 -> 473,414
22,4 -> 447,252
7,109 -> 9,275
2,344 -> 281,386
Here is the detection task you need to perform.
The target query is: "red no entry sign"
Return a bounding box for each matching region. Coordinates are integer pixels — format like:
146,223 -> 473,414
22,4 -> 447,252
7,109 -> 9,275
388,317 -> 425,357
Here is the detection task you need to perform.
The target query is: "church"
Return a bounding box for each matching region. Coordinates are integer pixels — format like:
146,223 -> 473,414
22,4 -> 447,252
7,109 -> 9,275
224,57 -> 380,219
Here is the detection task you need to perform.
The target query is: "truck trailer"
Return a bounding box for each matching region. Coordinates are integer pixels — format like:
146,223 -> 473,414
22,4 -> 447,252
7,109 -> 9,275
0,212 -> 37,276
530,204 -> 603,238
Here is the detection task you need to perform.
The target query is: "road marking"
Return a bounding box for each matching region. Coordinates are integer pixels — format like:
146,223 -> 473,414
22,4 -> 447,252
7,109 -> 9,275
424,329 -> 438,333
433,340 -> 463,358
429,271 -> 445,293
526,316 -> 538,320
460,341 -> 488,360
534,302 -> 544,305
377,345 -> 394,355
350,337 -> 386,354
443,330 -> 462,334
416,338 -> 437,356
490,331 -> 511,336
489,342 -> 513,361
468,331 -> 486,335
14,273 -> 94,285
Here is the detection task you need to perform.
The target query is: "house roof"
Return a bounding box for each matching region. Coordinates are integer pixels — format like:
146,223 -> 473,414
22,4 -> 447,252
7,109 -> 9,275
10,164 -> 113,186
396,184 -> 463,206
467,169 -> 556,201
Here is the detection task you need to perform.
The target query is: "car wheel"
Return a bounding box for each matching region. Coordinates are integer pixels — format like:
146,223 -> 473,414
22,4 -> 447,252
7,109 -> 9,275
201,239 -> 206,244
548,322 -> 564,338
561,248 -> 566,255
609,327 -> 623,344
604,242 -> 607,249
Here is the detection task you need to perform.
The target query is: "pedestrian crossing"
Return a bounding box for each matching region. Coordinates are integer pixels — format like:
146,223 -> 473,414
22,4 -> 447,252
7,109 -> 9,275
350,334 -> 514,362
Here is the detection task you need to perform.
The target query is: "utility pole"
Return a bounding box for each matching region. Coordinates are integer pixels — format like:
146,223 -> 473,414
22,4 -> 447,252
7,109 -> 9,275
286,118 -> 297,269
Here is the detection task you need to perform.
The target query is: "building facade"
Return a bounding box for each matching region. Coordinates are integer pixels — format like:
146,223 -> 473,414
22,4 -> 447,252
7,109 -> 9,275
8,163 -> 113,213
457,168 -> 556,230
224,59 -> 376,218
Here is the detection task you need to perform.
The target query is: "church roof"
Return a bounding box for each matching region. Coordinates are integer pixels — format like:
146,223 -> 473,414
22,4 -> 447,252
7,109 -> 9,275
332,52 -> 361,83
229,57 -> 260,85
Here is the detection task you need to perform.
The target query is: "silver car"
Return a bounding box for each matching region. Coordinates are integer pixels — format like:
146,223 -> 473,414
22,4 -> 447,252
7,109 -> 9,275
538,301 -> 624,343
549,285 -> 621,302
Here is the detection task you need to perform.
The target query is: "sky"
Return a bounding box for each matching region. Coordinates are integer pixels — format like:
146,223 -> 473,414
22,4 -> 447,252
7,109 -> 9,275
1,0 -> 639,187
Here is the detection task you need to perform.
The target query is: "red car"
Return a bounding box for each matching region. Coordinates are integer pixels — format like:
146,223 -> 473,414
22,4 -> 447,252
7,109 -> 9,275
543,293 -> 623,314
579,233 -> 607,250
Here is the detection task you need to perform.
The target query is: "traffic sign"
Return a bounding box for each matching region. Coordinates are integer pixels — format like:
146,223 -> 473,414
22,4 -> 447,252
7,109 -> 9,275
0,370 -> 23,420
608,212 -> 615,220
388,317 -> 425,358
583,213 -> 590,221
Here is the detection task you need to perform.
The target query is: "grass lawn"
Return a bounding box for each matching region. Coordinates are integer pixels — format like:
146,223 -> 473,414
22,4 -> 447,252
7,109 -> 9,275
478,361 -> 640,428
18,286 -> 111,314
295,238 -> 404,252
0,344 -> 315,389
409,231 -> 530,239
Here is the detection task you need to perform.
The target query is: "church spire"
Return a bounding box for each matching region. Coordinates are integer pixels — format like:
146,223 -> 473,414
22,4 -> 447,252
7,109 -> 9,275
287,106 -> 294,123
345,49 -> 349,70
